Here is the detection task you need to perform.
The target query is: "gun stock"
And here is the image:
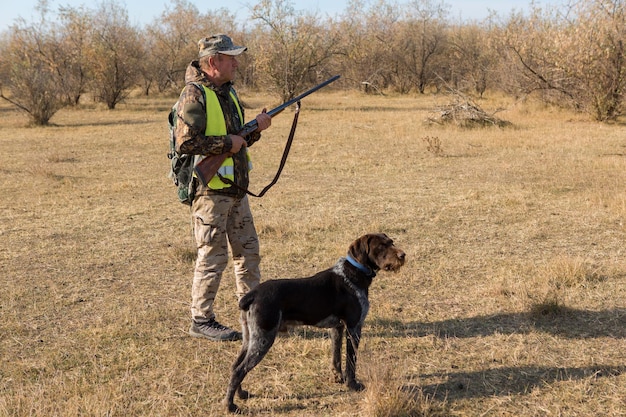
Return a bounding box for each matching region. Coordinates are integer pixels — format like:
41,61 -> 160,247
194,153 -> 229,189
194,75 -> 340,187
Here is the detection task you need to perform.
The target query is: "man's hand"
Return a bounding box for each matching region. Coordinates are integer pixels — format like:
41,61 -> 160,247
231,108 -> 271,152
230,135 -> 247,153
255,108 -> 271,132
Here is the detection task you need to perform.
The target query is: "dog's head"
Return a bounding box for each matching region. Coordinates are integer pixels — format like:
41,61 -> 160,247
348,233 -> 406,273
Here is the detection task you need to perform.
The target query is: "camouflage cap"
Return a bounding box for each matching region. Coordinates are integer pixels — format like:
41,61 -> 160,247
198,34 -> 247,58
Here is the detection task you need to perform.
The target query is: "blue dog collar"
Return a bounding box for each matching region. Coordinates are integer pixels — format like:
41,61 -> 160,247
345,254 -> 376,277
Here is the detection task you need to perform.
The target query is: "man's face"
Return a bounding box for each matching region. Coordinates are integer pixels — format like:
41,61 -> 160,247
212,53 -> 239,84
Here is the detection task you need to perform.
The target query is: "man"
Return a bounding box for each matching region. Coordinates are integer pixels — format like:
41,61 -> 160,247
174,34 -> 271,341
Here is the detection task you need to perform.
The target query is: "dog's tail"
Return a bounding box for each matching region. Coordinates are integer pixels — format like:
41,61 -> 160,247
239,291 -> 255,311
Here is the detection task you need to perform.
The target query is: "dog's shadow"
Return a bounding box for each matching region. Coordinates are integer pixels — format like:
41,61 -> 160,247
405,365 -> 625,402
273,308 -> 625,405
281,307 -> 626,341
368,307 -> 625,402
369,306 -> 626,339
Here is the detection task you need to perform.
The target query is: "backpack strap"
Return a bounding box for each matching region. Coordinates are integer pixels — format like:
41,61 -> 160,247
189,82 -> 205,106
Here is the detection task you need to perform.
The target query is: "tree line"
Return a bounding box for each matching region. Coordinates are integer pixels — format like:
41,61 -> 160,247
1,0 -> 625,125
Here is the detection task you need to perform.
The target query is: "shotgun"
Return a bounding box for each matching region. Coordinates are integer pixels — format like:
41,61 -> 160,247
194,75 -> 341,187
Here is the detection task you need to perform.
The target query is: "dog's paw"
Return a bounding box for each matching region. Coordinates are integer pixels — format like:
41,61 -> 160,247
347,379 -> 366,391
332,372 -> 344,384
224,401 -> 242,414
237,387 -> 251,400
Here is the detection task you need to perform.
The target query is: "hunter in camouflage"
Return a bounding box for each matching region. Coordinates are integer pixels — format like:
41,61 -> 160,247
174,34 -> 271,341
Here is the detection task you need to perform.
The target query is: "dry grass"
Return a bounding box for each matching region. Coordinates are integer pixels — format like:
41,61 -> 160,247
1,89 -> 625,416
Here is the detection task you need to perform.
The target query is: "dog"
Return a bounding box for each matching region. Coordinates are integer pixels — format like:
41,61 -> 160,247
224,233 -> 406,413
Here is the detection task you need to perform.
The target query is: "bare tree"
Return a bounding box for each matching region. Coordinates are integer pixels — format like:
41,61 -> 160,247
335,0 -> 399,93
8,0 -> 626,122
86,1 -> 143,109
500,0 -> 626,121
143,1 -> 201,94
0,7 -> 66,125
331,0 -> 399,93
573,0 -> 626,121
251,0 -> 339,101
55,6 -> 91,105
446,21 -> 499,97
394,0 -> 449,94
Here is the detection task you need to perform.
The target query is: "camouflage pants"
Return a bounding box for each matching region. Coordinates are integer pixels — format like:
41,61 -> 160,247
190,194 -> 260,323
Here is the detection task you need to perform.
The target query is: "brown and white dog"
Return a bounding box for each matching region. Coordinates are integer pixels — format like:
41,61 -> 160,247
224,233 -> 406,413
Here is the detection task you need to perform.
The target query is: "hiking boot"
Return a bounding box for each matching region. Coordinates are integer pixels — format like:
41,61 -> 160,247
189,319 -> 242,341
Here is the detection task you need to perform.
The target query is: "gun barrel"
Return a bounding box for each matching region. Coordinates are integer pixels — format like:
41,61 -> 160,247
275,75 -> 340,114
238,75 -> 340,139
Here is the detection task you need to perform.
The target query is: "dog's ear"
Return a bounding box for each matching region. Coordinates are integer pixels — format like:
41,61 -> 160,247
348,234 -> 370,265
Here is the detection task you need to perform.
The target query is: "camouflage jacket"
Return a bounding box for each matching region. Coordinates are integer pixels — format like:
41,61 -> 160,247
174,60 -> 261,198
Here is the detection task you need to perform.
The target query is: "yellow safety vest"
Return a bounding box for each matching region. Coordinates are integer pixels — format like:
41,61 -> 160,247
200,86 -> 252,190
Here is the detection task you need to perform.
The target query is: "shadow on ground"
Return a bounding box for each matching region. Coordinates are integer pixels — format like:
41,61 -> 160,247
370,308 -> 625,402
404,365 -> 625,401
371,307 -> 626,339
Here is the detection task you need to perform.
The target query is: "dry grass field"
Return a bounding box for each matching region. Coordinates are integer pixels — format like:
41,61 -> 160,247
1,89 -> 625,416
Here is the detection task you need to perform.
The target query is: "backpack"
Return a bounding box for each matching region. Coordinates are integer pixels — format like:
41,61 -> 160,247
167,82 -> 204,205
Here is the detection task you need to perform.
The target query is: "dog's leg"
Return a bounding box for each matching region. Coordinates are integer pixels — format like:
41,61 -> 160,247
225,313 -> 252,413
330,325 -> 344,383
231,311 -> 251,401
345,325 -> 365,391
224,362 -> 249,413
228,343 -> 252,406
232,311 -> 250,370
224,313 -> 280,413
224,335 -> 276,413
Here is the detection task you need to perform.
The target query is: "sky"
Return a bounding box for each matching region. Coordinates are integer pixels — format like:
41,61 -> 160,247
0,0 -> 562,31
